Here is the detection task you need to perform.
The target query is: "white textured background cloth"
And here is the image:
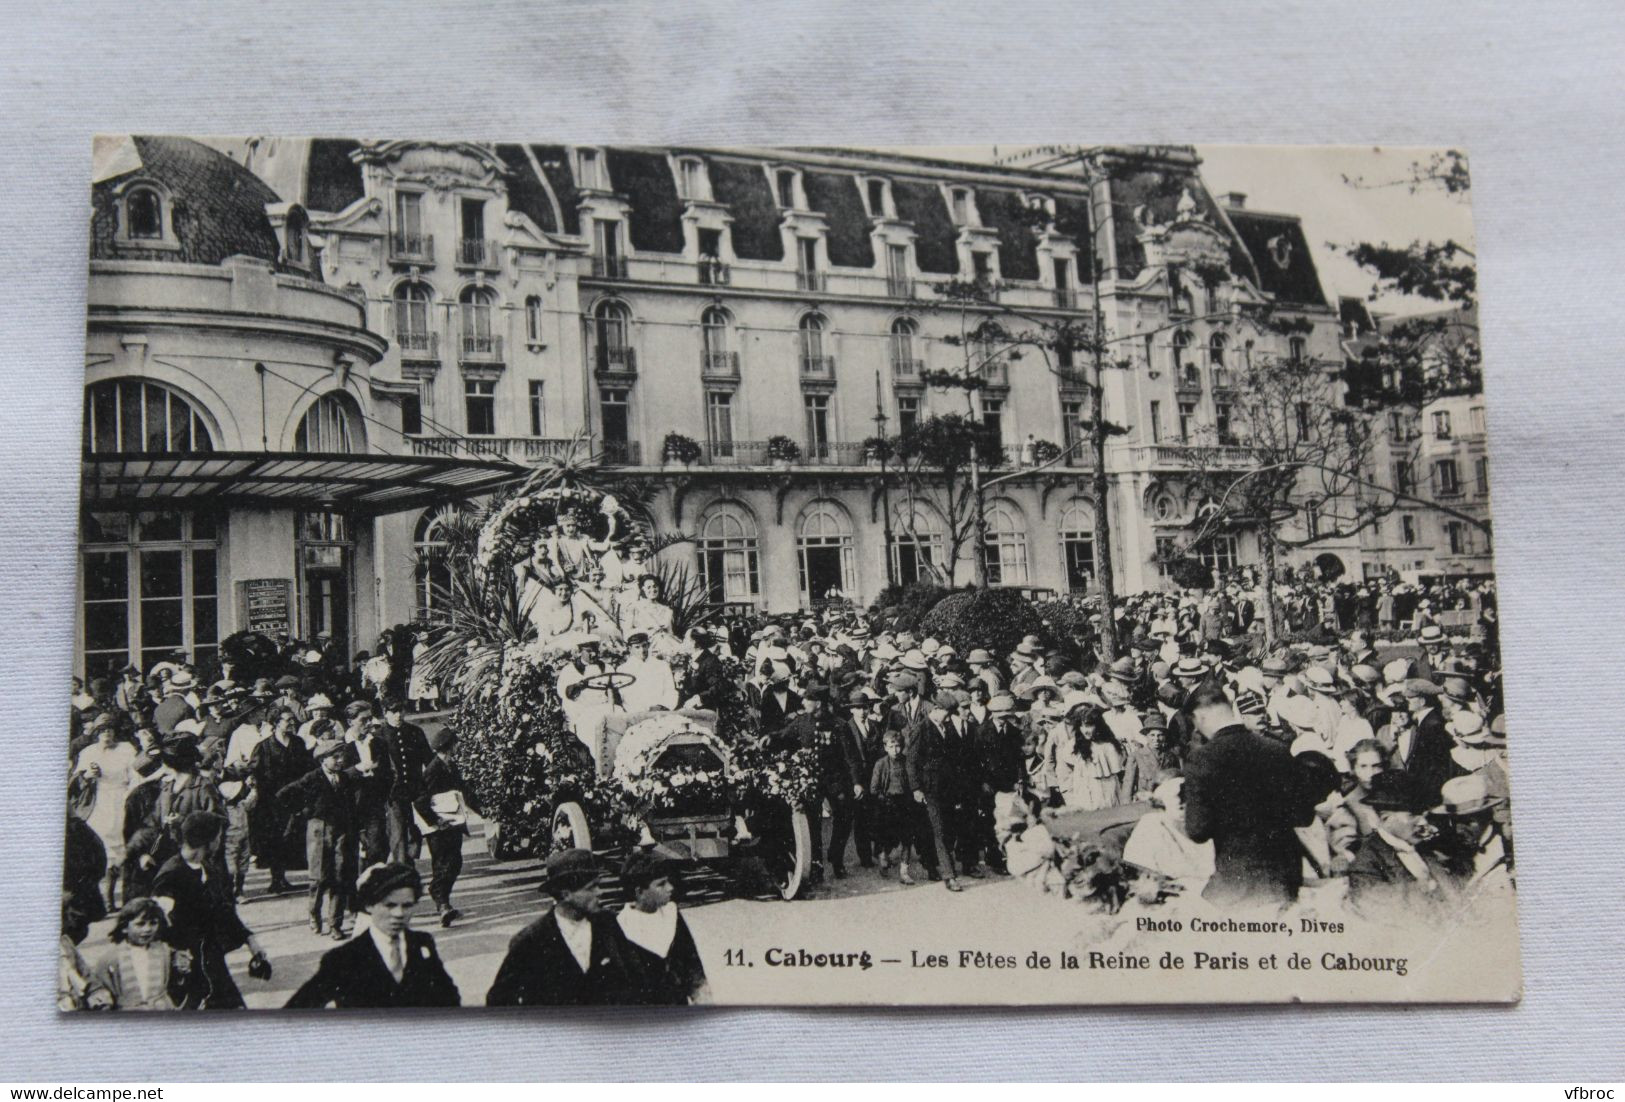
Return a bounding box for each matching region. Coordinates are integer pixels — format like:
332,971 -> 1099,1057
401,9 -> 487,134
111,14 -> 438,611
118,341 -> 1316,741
1,0 -> 1622,1081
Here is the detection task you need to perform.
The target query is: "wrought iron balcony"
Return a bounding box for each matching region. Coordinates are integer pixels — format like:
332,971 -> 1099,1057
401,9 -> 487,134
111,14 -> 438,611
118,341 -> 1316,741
407,435 -> 578,462
1053,286 -> 1078,309
701,351 -> 740,379
891,357 -> 924,381
1130,443 -> 1257,470
698,258 -> 730,285
800,354 -> 835,379
599,439 -> 642,466
592,255 -> 630,279
459,333 -> 504,363
596,345 -> 638,375
388,231 -> 434,264
796,269 -> 828,292
396,330 -> 439,360
456,237 -> 499,269
887,276 -> 917,300
803,441 -> 866,466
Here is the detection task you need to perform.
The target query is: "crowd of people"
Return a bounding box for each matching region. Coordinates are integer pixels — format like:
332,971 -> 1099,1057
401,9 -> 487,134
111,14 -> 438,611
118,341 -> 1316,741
60,567 -> 1511,1009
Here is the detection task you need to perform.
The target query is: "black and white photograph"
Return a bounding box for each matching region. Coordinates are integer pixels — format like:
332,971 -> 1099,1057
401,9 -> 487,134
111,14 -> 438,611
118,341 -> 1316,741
59,135 -> 1518,1010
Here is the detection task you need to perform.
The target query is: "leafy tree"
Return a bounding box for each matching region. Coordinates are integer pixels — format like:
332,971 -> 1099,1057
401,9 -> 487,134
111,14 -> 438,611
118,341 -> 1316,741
884,412 -> 1005,585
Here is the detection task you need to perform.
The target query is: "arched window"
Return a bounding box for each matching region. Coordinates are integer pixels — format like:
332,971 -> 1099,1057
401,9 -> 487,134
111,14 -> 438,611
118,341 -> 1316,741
296,393 -> 364,454
1208,332 -> 1227,368
701,306 -> 731,364
889,316 -> 919,378
594,299 -> 632,371
1058,499 -> 1096,594
796,501 -> 856,605
981,500 -> 1029,585
84,379 -> 213,454
525,295 -> 544,345
696,503 -> 761,606
798,312 -> 827,368
890,499 -> 944,586
413,506 -> 457,620
393,282 -> 434,353
459,285 -> 498,357
1172,329 -> 1197,384
125,186 -> 163,240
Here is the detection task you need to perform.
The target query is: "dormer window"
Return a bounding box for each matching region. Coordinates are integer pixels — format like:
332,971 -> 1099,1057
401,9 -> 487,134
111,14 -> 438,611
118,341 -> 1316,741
865,178 -> 891,219
950,187 -> 973,226
126,187 -> 163,239
677,157 -> 709,201
115,180 -> 177,249
283,206 -> 310,267
578,148 -> 604,191
775,168 -> 800,210
1024,192 -> 1055,226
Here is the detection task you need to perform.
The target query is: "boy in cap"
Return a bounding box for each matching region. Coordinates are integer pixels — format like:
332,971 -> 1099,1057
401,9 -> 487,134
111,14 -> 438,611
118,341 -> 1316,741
485,849 -> 634,1006
616,853 -> 708,1005
277,737 -> 359,939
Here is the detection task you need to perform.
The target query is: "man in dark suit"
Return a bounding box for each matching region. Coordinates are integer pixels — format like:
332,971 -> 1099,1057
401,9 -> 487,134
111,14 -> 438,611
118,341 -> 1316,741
486,849 -> 636,1007
841,688 -> 885,868
1394,678 -> 1454,805
895,673 -> 961,892
936,692 -> 991,877
285,863 -> 460,1009
380,696 -> 434,863
756,670 -> 802,742
1182,682 -> 1319,909
1346,772 -> 1460,923
680,630 -> 731,711
277,738 -> 359,939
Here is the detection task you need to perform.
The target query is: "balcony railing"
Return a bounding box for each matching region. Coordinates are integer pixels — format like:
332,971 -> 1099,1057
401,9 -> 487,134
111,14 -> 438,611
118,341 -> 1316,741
596,345 -> 638,374
887,276 -> 917,299
980,361 -> 1010,387
459,333 -> 504,363
702,439 -> 868,466
396,330 -> 439,360
701,350 -> 740,378
698,258 -> 730,285
796,269 -> 828,292
456,237 -> 499,268
1055,366 -> 1090,389
1131,443 -> 1257,469
891,357 -> 924,381
800,354 -> 835,378
388,231 -> 434,263
1053,286 -> 1078,309
599,439 -> 642,466
1175,368 -> 1204,393
592,255 -> 630,279
408,435 -> 578,462
803,441 -> 867,466
1211,368 -> 1235,391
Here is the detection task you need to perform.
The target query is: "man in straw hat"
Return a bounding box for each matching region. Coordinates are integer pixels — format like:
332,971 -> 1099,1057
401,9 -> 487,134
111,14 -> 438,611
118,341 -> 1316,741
486,848 -> 634,1006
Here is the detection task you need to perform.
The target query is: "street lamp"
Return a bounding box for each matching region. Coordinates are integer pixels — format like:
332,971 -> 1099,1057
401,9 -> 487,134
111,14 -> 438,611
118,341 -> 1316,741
874,370 -> 895,588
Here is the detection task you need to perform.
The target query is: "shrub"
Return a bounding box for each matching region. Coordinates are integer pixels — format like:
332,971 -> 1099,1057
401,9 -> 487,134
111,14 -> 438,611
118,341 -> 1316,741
1029,438 -> 1063,465
919,586 -> 1050,657
869,580 -> 952,634
1165,557 -> 1214,590
661,432 -> 702,465
766,435 -> 801,462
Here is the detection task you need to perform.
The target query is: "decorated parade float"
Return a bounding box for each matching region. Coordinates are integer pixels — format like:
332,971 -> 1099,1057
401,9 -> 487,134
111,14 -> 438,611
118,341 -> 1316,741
417,446 -> 819,899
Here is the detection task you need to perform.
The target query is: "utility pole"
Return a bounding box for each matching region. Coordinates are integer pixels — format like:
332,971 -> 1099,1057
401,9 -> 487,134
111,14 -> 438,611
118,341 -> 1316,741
1082,165 -> 1119,660
874,370 -> 895,588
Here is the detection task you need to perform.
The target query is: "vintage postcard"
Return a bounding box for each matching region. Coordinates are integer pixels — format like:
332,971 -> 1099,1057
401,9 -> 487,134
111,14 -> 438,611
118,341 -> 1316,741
63,137 -> 1514,1009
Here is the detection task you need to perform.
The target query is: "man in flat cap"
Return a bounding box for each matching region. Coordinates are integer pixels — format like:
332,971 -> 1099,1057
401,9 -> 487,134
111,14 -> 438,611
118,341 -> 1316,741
486,849 -> 634,1006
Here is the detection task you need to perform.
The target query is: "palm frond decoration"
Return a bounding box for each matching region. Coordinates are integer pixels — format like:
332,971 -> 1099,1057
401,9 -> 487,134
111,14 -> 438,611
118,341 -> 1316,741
649,557 -> 720,640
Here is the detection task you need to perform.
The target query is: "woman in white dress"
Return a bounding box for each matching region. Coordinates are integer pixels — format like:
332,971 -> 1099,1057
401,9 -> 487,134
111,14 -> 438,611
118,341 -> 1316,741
72,719 -> 139,908
407,637 -> 438,712
1047,703 -> 1127,811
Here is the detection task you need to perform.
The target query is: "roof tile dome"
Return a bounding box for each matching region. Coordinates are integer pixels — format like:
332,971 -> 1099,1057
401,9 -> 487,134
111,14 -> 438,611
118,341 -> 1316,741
91,135 -> 283,265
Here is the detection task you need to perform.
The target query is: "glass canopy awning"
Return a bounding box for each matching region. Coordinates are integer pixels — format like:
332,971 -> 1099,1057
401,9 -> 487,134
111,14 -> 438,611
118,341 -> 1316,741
81,451 -> 530,518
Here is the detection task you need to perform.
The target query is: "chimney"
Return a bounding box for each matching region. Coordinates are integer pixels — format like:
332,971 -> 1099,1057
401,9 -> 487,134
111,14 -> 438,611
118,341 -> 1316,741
1223,192 -> 1247,208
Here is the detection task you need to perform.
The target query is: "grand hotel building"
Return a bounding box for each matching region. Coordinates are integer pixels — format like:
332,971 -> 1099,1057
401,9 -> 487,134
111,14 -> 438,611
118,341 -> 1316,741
79,135 -> 1454,677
